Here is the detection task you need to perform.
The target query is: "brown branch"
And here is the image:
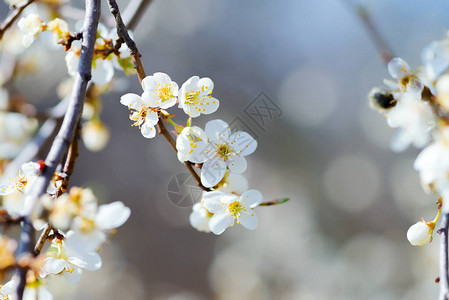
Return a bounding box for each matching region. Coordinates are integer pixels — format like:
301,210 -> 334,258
107,0 -> 209,191
0,0 -> 36,40
439,213 -> 449,300
15,0 -> 101,298
341,0 -> 393,65
33,224 -> 52,255
122,0 -> 153,30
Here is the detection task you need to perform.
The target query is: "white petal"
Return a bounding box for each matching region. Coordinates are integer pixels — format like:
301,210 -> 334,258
141,91 -> 159,108
202,191 -> 225,213
205,119 -> 230,144
43,257 -> 66,274
91,60 -> 114,85
388,57 -> 410,79
140,122 -> 156,138
198,97 -> 219,115
145,109 -> 159,125
120,93 -> 142,109
197,77 -> 214,92
65,51 -> 79,77
229,132 -> 257,156
21,162 -> 40,176
153,72 -> 172,85
62,266 -> 82,285
65,231 -> 105,253
68,251 -> 102,271
159,95 -> 177,110
141,75 -> 158,91
95,201 -> 131,230
227,155 -> 247,174
241,189 -> 263,208
201,159 -> 227,188
209,213 -> 233,235
239,211 -> 258,230
37,286 -> 54,300
0,185 -> 15,195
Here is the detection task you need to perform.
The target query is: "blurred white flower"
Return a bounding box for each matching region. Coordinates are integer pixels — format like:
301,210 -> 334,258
216,173 -> 249,195
17,14 -> 45,48
407,221 -> 432,246
178,76 -> 219,117
0,161 -> 41,195
0,112 -> 37,159
82,120 -> 110,152
46,18 -> 69,45
422,34 -> 449,81
142,72 -> 178,109
189,202 -> 212,233
120,93 -> 159,138
41,234 -> 102,284
1,276 -> 53,300
384,57 -> 423,96
386,92 -> 435,152
203,190 -> 263,235
414,129 -> 449,208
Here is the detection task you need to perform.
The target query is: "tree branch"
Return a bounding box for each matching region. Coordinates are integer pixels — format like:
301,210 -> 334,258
15,0 -> 101,298
122,0 -> 153,30
440,213 -> 449,300
107,0 -> 209,191
341,0 -> 393,65
0,0 -> 35,40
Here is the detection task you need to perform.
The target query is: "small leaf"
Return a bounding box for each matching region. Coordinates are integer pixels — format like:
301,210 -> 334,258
259,198 -> 290,206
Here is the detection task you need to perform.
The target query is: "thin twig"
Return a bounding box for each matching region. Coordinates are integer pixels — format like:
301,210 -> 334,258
122,0 -> 153,30
342,0 -> 393,65
0,0 -> 35,40
107,0 -> 209,191
33,224 -> 52,255
440,213 -> 449,300
15,0 -> 101,298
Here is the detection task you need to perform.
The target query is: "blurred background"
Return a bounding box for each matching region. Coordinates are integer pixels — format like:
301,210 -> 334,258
3,0 -> 449,299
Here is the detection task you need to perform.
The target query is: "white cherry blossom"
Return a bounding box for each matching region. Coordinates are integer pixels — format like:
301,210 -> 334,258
178,76 -> 219,117
82,120 -> 110,152
189,119 -> 257,188
422,33 -> 449,81
384,57 -> 423,96
120,93 -> 159,138
142,72 -> 178,109
176,126 -> 208,163
0,162 -> 41,195
17,14 -> 45,48
216,173 -> 249,195
203,189 -> 263,235
386,91 -> 435,152
1,276 -> 53,300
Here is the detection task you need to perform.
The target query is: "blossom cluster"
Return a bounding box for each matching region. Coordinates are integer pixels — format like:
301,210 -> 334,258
120,72 -> 264,235
369,31 -> 449,246
0,160 -> 130,299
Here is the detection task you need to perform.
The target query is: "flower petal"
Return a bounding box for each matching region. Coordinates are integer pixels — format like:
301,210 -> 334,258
388,57 -> 410,79
239,211 -> 258,230
229,132 -> 257,156
68,251 -> 102,271
227,155 -> 247,174
120,93 -> 142,110
63,266 -> 82,285
241,189 -> 263,208
43,257 -> 66,275
209,213 -> 233,235
91,59 -> 114,85
205,119 -> 230,144
141,122 -> 156,139
95,201 -> 131,230
202,191 -> 225,213
201,158 -> 227,188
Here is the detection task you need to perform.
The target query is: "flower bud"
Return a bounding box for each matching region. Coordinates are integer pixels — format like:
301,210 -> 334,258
407,221 -> 432,246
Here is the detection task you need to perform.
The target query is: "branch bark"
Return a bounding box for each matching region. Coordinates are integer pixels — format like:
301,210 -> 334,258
440,213 -> 449,300
15,0 -> 101,298
0,0 -> 35,40
107,0 -> 209,191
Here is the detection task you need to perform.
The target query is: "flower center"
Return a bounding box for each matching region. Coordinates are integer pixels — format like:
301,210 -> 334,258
80,218 -> 96,233
129,104 -> 149,127
156,83 -> 173,102
217,144 -> 232,160
228,201 -> 243,217
185,91 -> 200,105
